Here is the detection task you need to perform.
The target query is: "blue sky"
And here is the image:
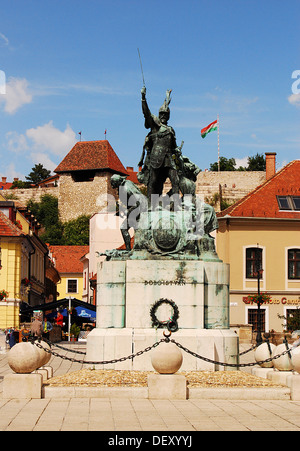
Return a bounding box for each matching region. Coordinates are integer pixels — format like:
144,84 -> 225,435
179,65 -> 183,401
0,0 -> 299,181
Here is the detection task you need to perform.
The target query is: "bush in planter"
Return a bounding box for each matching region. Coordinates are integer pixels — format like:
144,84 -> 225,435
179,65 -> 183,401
70,324 -> 80,340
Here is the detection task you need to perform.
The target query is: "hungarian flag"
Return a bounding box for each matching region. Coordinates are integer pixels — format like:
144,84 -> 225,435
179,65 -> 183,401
201,119 -> 218,138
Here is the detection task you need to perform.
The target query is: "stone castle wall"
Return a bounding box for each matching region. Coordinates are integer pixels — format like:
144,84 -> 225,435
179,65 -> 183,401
164,171 -> 266,209
0,186 -> 59,204
1,171 -> 266,221
196,171 -> 266,206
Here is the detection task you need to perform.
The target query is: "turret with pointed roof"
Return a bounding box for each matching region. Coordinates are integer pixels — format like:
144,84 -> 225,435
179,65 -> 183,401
55,140 -> 129,222
54,140 -> 128,176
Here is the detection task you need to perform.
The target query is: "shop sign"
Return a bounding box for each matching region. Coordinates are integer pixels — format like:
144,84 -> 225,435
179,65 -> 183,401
243,296 -> 300,305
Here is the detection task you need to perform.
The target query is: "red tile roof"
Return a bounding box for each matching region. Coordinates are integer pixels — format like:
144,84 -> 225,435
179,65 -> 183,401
49,245 -> 89,274
0,210 -> 24,237
218,160 -> 300,219
54,140 -> 128,175
0,183 -> 13,190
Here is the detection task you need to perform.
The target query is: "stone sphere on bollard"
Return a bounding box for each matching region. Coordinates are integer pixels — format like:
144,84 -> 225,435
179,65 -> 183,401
254,342 -> 276,368
273,343 -> 293,371
151,340 -> 183,374
8,342 -> 42,374
291,345 -> 300,374
33,340 -> 51,367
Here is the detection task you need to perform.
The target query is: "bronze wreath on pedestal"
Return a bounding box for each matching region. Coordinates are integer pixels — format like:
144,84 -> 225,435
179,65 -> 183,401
150,298 -> 179,332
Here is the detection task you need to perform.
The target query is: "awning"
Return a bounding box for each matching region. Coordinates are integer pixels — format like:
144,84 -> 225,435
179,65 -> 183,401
21,297 -> 96,313
46,306 -> 96,322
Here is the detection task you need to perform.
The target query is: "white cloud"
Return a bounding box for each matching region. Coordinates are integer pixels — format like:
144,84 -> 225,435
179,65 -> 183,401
0,162 -> 25,181
6,131 -> 29,153
0,77 -> 33,114
235,157 -> 248,169
288,93 -> 300,108
26,121 -> 77,156
4,122 -> 77,174
0,33 -> 9,47
30,152 -> 58,173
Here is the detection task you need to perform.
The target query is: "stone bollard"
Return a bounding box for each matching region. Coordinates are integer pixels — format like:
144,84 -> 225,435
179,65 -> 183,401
151,340 -> 183,374
4,341 -> 52,399
33,340 -> 51,367
273,343 -> 293,371
147,333 -> 187,399
291,344 -> 300,373
266,342 -> 294,386
254,342 -> 276,368
288,344 -> 300,401
8,342 -> 42,373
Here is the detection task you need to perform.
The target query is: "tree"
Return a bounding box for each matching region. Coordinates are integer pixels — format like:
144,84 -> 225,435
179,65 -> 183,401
247,153 -> 266,171
27,194 -> 60,229
25,164 -> 51,185
11,180 -> 32,189
210,157 -> 237,171
63,215 -> 90,245
27,194 -> 65,245
27,196 -> 90,245
278,308 -> 300,333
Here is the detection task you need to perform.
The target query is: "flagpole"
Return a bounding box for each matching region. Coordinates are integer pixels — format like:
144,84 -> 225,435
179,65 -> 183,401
217,114 -> 220,172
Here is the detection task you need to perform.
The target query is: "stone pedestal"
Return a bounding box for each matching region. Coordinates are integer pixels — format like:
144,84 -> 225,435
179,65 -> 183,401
289,375 -> 300,400
96,259 -> 230,330
86,258 -> 238,371
3,373 -> 42,399
267,370 -> 295,385
86,327 -> 238,371
147,374 -> 188,399
252,367 -> 274,379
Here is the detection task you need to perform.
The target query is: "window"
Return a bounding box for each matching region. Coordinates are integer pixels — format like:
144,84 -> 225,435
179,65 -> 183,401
248,308 -> 266,333
277,196 -> 300,211
288,249 -> 300,279
246,248 -> 263,279
67,279 -> 78,293
277,196 -> 291,210
292,196 -> 300,210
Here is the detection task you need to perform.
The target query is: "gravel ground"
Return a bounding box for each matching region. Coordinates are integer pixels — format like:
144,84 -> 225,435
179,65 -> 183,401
44,369 -> 285,388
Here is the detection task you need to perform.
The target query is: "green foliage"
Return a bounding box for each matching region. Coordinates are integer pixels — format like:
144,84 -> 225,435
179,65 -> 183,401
209,153 -> 266,172
210,157 -> 237,171
27,195 -> 90,245
25,164 -> 51,185
11,180 -> 32,189
247,153 -> 266,171
63,215 -> 90,245
70,323 -> 81,338
278,307 -> 300,333
27,194 -> 64,244
28,194 -> 60,229
220,199 -> 233,211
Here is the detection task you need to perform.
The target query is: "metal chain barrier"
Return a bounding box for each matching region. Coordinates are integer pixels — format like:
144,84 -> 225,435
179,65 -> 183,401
32,334 -> 300,369
239,343 -> 259,355
42,338 -> 86,355
33,337 -> 166,365
170,338 -> 299,368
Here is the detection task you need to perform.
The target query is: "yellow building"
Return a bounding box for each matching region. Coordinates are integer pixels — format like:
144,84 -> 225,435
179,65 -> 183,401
47,246 -> 89,302
216,157 -> 300,336
0,194 -> 53,328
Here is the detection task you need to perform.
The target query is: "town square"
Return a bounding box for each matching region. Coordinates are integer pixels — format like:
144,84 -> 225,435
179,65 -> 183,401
0,0 -> 299,437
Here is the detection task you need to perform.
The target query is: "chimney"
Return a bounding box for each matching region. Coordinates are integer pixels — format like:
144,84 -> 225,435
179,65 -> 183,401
265,152 -> 276,180
1,177 -> 7,184
13,177 -> 19,182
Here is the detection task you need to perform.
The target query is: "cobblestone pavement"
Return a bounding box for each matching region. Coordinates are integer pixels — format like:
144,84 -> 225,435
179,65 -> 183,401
0,341 -> 300,432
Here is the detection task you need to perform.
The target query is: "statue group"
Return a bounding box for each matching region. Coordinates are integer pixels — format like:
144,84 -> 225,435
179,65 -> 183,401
89,86 -> 236,371
108,87 -> 219,260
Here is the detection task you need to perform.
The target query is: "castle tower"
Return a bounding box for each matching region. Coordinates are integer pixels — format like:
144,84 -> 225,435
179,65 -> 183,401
54,140 -> 128,222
